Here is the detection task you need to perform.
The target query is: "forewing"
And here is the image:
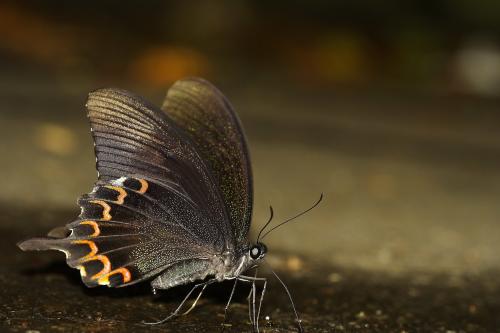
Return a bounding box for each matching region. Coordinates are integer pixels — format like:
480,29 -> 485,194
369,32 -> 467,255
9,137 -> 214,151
18,177 -> 217,287
162,78 -> 253,243
86,88 -> 232,247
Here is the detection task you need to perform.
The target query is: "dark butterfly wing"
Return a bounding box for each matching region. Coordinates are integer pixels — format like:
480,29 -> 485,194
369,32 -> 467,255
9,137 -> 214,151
19,177 -> 217,287
86,88 -> 232,247
18,87 -> 237,287
162,78 -> 253,243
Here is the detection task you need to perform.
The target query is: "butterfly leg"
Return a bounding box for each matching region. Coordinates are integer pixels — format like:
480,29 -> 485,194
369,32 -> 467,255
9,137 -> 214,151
247,282 -> 254,328
243,268 -> 259,331
220,278 -> 239,333
180,283 -> 208,316
144,279 -> 215,325
246,267 -> 259,300
222,278 -> 238,323
238,275 -> 267,333
252,280 -> 257,332
256,278 -> 267,329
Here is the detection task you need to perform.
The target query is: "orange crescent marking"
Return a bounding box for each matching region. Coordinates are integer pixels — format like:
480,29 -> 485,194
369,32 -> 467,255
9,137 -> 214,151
82,254 -> 111,279
104,185 -> 127,204
137,179 -> 148,194
97,267 -> 132,285
90,200 -> 112,221
80,220 -> 100,237
72,240 -> 98,259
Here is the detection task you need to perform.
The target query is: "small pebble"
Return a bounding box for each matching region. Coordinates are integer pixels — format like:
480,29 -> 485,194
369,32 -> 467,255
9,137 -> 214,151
328,272 -> 343,283
286,256 -> 303,271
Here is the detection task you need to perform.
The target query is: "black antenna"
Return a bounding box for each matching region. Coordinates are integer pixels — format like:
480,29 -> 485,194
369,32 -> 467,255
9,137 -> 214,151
256,206 -> 274,243
260,193 -> 323,240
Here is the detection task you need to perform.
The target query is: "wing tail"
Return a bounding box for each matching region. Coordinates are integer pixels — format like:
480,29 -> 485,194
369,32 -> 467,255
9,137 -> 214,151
18,237 -> 68,252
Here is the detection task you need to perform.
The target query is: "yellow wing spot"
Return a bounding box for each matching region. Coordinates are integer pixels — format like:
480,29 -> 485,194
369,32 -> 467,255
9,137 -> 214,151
90,200 -> 112,220
76,265 -> 87,277
137,179 -> 148,194
104,185 -> 127,204
97,267 -> 132,285
81,254 -> 111,280
80,220 -> 100,237
72,240 -> 98,259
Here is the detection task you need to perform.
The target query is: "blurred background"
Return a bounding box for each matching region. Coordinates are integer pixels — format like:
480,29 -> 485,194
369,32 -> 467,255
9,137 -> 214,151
2,0 -> 500,278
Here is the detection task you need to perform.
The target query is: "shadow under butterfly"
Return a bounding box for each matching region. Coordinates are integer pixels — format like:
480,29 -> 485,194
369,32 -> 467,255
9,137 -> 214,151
18,77 -> 322,332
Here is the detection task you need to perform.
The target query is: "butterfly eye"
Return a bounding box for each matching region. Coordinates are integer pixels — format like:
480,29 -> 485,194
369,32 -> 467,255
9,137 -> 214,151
249,246 -> 261,260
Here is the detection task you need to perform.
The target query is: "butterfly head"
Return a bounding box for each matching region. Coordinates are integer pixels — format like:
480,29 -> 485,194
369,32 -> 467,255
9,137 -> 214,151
249,242 -> 267,261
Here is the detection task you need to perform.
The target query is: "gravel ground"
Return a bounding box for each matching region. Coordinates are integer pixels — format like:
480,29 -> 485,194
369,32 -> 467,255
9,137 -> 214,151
1,73 -> 500,332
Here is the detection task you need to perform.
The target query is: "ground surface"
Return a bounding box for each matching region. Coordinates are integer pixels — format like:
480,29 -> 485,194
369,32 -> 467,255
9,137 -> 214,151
3,206 -> 500,332
1,72 -> 500,332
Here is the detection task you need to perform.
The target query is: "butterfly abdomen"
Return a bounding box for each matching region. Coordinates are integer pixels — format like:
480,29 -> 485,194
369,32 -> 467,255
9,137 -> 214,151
150,259 -> 214,289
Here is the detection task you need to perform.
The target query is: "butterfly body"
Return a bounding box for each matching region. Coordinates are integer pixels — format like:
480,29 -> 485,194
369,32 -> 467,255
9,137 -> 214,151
18,77 -> 309,332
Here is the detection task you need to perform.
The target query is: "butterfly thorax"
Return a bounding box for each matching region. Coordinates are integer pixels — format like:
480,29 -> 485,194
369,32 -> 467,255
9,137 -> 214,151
213,242 -> 267,281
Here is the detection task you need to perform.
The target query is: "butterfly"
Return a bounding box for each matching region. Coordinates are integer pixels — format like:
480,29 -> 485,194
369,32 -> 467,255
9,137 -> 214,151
18,77 -> 319,332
